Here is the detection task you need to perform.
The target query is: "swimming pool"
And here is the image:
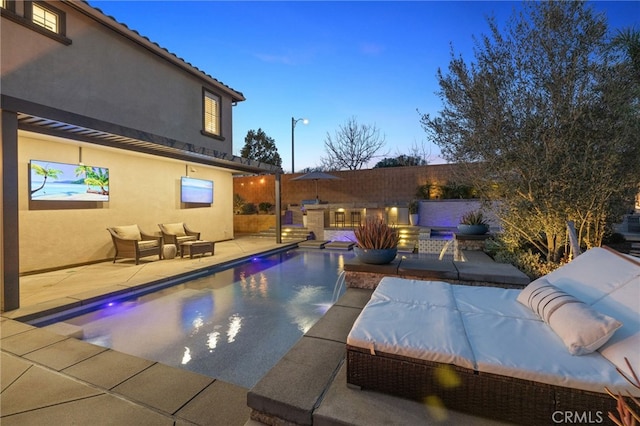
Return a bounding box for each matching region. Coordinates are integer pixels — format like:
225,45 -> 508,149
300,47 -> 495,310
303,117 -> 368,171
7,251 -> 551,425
62,248 -> 355,388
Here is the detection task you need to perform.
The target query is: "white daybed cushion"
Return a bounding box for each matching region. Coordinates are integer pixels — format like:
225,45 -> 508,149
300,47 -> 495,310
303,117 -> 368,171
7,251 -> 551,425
517,278 -> 622,355
453,285 -> 538,319
113,225 -> 141,241
347,299 -> 476,370
371,278 -> 456,308
461,311 -> 638,396
544,247 -> 639,304
592,275 -> 640,375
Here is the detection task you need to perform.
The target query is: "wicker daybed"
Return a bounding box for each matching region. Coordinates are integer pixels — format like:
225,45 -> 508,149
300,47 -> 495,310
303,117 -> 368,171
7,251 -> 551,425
347,247 -> 639,425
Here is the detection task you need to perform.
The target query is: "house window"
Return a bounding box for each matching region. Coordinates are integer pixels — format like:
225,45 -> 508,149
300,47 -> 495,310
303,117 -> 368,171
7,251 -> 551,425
32,2 -> 58,32
3,1 -> 69,44
203,91 -> 221,136
1,0 -> 15,11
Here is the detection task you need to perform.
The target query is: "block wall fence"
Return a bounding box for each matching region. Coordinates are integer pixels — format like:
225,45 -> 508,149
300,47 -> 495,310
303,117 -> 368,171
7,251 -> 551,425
233,164 -> 464,209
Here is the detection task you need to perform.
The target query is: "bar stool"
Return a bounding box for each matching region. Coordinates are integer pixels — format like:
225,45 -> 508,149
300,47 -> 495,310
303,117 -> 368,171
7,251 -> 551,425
350,211 -> 362,227
334,211 -> 346,227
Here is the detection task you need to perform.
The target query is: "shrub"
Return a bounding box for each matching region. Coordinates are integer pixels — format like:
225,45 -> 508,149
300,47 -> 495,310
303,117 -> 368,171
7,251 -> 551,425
233,193 -> 245,215
493,249 -> 563,279
415,183 -> 432,199
241,202 -> 257,215
408,199 -> 419,214
440,182 -> 476,199
603,232 -> 627,245
258,202 -> 273,214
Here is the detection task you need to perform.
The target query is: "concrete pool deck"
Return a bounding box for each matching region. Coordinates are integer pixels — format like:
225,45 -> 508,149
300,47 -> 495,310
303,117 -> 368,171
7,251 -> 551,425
1,236 -> 513,425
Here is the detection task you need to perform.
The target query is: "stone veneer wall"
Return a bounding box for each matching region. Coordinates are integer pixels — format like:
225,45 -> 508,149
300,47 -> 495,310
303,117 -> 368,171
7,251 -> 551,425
418,238 -> 456,256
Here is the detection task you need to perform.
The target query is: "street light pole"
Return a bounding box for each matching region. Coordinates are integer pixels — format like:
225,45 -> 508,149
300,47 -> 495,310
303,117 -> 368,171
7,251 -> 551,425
291,117 -> 308,173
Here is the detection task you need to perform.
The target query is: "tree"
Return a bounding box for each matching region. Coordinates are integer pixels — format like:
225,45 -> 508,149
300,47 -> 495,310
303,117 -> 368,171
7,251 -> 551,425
420,1 -> 640,263
374,154 -> 427,168
30,163 -> 62,194
321,117 -> 386,170
611,27 -> 640,80
76,165 -> 109,195
240,128 -> 282,168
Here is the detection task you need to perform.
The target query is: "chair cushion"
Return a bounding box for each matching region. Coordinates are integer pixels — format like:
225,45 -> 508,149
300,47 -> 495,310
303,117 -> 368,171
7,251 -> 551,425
163,223 -> 186,237
176,235 -> 197,243
138,240 -> 159,249
517,278 -> 622,355
113,225 -> 141,241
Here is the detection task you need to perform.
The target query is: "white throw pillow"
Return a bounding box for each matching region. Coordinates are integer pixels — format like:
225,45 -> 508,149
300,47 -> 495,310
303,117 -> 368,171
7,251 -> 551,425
517,278 -> 622,355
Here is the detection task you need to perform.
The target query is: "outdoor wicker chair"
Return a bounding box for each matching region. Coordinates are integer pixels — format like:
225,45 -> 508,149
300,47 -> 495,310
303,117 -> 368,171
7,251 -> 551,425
158,222 -> 200,255
107,225 -> 162,264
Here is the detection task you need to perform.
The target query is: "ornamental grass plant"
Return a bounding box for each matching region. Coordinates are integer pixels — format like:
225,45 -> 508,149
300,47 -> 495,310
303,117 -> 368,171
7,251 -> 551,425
354,218 -> 399,249
460,210 -> 489,226
606,357 -> 640,426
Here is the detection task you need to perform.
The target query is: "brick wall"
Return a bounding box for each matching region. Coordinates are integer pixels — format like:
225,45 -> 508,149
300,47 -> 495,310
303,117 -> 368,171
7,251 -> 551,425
233,164 -> 463,208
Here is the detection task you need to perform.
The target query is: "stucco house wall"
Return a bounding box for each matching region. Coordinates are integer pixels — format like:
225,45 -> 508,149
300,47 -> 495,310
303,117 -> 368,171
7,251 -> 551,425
18,132 -> 234,273
1,1 -> 240,153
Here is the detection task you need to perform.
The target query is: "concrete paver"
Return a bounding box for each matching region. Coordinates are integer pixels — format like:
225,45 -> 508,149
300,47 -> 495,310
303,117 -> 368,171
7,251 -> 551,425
62,349 -> 155,390
23,337 -> 108,371
112,362 -> 214,414
0,318 -> 35,338
1,353 -> 31,392
2,393 -> 175,425
1,327 -> 68,356
176,380 -> 251,426
248,337 -> 345,425
304,305 -> 362,343
0,362 -> 103,416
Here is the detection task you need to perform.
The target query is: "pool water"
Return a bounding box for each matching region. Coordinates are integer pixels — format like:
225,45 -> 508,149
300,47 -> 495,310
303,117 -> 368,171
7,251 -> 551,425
63,249 -> 354,388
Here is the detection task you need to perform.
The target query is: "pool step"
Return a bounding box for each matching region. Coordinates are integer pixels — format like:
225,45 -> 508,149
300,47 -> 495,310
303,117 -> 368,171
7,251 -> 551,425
325,241 -> 355,250
250,227 -> 313,241
298,240 -> 330,249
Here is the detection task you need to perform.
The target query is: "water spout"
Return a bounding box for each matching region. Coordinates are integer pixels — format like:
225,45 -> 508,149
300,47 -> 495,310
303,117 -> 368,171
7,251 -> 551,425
332,270 -> 346,303
439,239 -> 454,261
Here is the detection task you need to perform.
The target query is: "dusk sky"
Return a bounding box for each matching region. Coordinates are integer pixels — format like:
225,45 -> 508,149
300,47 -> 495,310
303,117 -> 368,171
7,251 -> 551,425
89,1 -> 639,172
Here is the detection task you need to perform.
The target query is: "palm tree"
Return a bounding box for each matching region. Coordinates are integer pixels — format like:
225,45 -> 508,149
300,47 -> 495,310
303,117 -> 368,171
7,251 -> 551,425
30,163 -> 62,195
76,165 -> 109,195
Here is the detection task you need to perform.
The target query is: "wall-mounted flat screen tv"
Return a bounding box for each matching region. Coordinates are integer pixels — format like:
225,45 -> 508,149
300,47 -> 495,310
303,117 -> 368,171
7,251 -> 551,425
181,176 -> 213,204
30,160 -> 110,202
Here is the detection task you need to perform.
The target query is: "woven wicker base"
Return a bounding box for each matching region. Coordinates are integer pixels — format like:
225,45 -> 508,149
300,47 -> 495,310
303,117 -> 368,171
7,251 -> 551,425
346,345 -> 618,425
